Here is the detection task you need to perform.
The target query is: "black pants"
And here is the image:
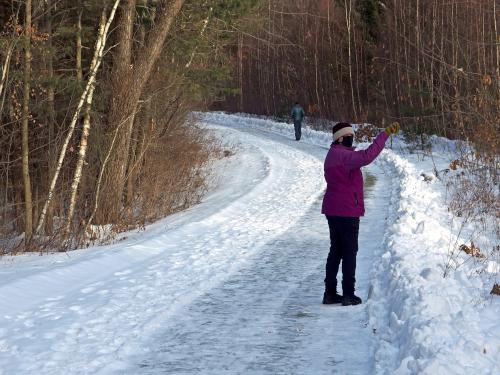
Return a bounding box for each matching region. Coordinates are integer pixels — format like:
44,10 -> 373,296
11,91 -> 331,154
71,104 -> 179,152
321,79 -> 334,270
293,120 -> 302,140
324,216 -> 360,296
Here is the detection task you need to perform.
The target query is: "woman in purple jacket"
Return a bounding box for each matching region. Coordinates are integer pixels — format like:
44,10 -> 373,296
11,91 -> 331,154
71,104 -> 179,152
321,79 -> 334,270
322,121 -> 400,306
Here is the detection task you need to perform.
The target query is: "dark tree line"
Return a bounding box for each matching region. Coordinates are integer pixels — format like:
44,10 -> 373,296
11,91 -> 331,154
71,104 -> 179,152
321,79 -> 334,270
220,0 -> 500,150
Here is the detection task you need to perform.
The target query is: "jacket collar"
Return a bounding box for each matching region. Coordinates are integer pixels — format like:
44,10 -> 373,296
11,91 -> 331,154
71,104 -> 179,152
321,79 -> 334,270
331,142 -> 355,151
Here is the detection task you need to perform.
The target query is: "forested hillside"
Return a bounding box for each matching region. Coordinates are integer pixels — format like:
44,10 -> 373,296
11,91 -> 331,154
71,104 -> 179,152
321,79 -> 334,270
1,0 -> 498,252
221,0 -> 499,144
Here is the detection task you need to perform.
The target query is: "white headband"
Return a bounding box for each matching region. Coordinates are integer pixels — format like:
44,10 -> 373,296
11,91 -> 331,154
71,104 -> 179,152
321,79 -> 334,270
333,126 -> 354,142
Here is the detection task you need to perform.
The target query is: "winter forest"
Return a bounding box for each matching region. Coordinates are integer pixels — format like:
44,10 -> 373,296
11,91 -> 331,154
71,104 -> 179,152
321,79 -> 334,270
0,0 -> 498,249
0,0 -> 499,374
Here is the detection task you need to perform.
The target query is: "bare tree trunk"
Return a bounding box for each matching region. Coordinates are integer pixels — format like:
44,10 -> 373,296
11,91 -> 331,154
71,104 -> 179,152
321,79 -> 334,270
96,0 -> 185,224
185,4 -> 213,69
0,39 -> 14,118
0,5 -> 19,111
238,32 -> 243,111
401,2 -> 413,109
22,0 -> 33,244
109,0 -> 137,153
0,35 -> 15,103
76,0 -> 83,83
85,114 -> 130,232
125,16 -> 148,209
430,0 -> 436,105
113,0 -> 136,78
494,1 -> 500,98
126,115 -> 141,209
36,0 -> 122,235
126,96 -> 150,207
344,0 -> 357,119
416,0 -> 424,109
97,0 -> 136,223
64,9 -> 111,241
46,0 -> 56,234
352,15 -> 362,118
314,18 -> 320,113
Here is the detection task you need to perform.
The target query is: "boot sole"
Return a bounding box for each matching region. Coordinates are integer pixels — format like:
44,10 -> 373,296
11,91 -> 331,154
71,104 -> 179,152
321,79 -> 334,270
322,300 -> 343,305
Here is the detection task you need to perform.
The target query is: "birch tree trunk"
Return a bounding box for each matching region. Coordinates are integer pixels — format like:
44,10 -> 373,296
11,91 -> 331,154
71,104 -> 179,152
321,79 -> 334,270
46,0 -> 56,234
22,0 -> 33,244
36,0 -> 122,235
0,39 -> 14,118
76,0 -> 83,83
64,8 -> 111,241
185,4 -> 212,69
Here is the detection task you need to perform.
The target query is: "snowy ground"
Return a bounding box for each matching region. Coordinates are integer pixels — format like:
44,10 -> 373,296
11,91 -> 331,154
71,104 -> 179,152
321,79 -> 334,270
0,113 -> 498,374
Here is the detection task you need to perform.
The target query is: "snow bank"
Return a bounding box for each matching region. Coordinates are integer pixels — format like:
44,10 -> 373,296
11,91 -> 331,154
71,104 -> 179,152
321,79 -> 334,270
370,149 -> 499,374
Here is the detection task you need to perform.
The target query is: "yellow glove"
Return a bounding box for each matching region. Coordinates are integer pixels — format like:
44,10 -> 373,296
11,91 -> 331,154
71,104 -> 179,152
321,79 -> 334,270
385,121 -> 400,136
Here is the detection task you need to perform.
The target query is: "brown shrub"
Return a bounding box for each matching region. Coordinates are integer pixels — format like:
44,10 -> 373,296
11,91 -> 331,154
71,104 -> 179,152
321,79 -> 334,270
131,123 -> 220,225
355,123 -> 379,143
459,243 -> 486,259
449,159 -> 461,171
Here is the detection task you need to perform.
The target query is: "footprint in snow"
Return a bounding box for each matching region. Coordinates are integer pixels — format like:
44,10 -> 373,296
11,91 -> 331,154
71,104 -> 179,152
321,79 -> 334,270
81,286 -> 95,294
45,295 -> 64,302
414,221 -> 425,234
69,306 -> 84,314
114,270 -> 132,276
40,302 -> 59,310
43,331 -> 58,340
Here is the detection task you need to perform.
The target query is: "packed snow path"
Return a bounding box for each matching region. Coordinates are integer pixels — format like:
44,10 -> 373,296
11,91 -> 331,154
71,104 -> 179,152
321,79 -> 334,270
0,118 -> 392,374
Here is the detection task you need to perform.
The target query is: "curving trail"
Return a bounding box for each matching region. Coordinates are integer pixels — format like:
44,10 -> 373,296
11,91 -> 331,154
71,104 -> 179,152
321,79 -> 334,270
0,118 -> 394,375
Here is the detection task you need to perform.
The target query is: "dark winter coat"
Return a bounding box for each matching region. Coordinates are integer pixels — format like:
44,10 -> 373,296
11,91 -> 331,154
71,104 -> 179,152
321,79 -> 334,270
321,131 -> 389,217
291,105 -> 305,121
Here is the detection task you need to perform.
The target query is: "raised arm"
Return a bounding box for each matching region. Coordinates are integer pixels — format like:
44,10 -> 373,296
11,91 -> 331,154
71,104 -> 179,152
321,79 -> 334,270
342,131 -> 389,169
325,121 -> 401,170
341,122 -> 400,169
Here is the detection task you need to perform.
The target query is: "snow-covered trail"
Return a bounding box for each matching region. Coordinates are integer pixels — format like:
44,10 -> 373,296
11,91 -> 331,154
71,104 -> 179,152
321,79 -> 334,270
129,136 -> 390,374
0,119 -> 392,374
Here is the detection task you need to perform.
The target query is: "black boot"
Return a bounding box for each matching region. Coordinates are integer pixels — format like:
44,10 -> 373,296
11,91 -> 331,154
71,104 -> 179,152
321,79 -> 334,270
322,290 -> 343,304
341,294 -> 362,306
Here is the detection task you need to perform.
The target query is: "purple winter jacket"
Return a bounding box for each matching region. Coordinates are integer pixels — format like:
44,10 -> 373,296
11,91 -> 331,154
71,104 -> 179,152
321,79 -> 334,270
321,131 -> 389,217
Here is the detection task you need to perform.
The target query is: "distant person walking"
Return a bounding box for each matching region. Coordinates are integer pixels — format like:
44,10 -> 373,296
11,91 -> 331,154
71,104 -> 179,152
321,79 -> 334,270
322,121 -> 400,306
290,102 -> 306,141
